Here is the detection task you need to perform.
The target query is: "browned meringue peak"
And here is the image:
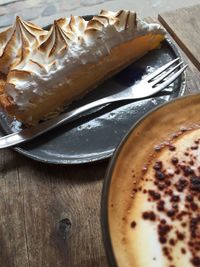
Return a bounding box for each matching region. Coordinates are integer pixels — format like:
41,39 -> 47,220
0,16 -> 47,74
38,16 -> 87,54
55,15 -> 87,42
87,10 -> 137,31
68,15 -> 86,34
13,17 -> 86,75
39,20 -> 72,59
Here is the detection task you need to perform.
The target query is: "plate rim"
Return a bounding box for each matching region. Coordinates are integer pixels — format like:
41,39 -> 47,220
100,92 -> 200,267
0,37 -> 186,165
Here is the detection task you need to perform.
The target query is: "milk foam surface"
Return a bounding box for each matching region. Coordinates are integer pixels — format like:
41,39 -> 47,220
127,128 -> 200,267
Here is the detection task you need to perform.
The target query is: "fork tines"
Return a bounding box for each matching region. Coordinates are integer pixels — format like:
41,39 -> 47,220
146,58 -> 187,90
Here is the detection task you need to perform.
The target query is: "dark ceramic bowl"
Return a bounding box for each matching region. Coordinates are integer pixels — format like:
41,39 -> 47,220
101,93 -> 200,267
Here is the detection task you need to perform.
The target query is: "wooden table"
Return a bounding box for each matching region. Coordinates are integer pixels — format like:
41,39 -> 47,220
1,2 -> 200,267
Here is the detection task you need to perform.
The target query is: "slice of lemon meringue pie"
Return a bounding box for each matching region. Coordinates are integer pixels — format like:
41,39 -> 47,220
0,10 -> 165,125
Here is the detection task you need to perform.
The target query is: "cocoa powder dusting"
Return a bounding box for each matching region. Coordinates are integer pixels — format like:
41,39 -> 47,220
130,221 -> 137,228
135,135 -> 200,266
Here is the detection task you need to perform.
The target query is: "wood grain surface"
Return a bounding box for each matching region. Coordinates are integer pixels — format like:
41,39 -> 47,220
0,150 -> 109,267
158,4 -> 200,71
0,3 -> 200,267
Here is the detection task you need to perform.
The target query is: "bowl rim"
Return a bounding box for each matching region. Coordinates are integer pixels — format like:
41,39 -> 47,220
100,93 -> 200,267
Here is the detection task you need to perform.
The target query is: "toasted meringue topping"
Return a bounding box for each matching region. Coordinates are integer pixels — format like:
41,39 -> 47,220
0,16 -> 48,74
40,21 -> 70,58
1,10 -> 165,110
99,10 -> 137,30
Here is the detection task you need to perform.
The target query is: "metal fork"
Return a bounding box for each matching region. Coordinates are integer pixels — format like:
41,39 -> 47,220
0,58 -> 187,149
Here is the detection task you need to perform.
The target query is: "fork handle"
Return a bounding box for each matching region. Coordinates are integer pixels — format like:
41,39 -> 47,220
0,93 -> 130,149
